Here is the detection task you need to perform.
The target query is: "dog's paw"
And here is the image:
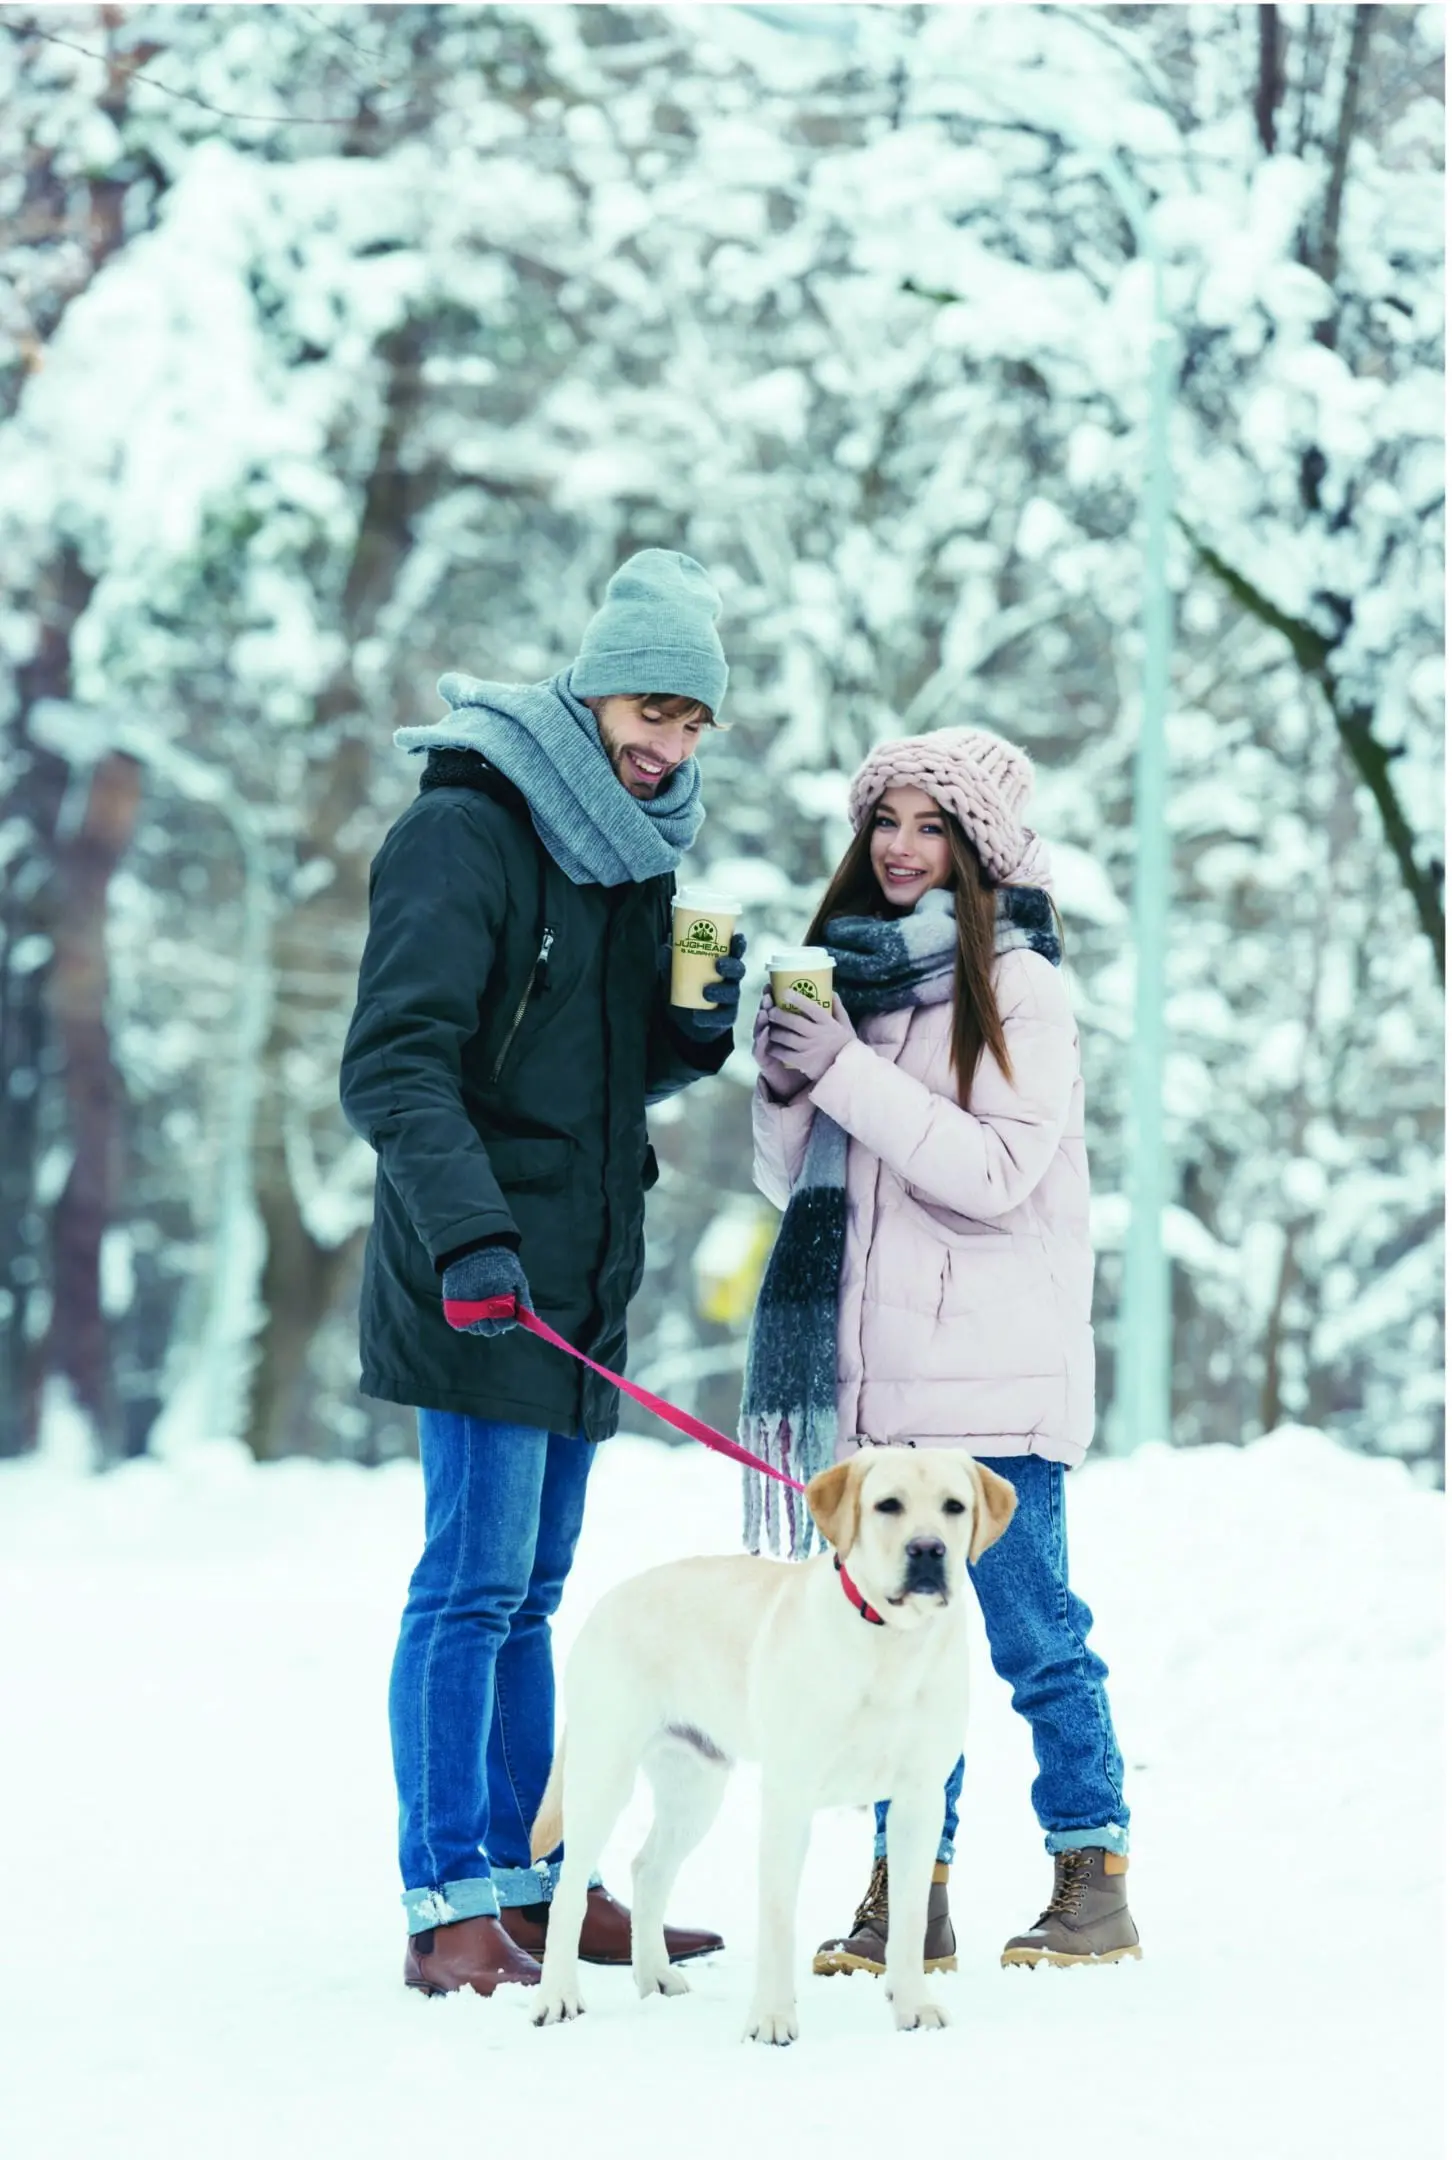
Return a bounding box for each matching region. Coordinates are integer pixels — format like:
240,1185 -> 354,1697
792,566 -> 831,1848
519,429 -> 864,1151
635,1962 -> 690,2001
892,1996 -> 949,2034
531,1984 -> 585,2027
744,2003 -> 799,2047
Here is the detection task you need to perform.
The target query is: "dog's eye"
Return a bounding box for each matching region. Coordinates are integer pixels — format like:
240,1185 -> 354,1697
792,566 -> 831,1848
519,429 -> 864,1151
942,1499 -> 967,1515
873,1497 -> 904,1515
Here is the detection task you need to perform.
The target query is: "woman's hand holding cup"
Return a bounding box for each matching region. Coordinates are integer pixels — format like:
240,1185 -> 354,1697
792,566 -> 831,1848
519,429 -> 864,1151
766,992 -> 857,1084
752,993 -> 810,1100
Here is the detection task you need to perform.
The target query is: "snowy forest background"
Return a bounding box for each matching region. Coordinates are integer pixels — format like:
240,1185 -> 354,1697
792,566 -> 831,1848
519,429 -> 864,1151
0,2 -> 1443,1481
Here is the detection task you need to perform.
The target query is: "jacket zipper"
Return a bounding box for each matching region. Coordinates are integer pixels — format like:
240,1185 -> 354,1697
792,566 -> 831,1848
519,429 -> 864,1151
489,927 -> 554,1084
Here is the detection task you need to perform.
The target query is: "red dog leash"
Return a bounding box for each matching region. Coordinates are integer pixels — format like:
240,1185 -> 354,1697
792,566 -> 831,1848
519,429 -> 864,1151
445,1294 -> 807,1490
444,1294 -> 885,1624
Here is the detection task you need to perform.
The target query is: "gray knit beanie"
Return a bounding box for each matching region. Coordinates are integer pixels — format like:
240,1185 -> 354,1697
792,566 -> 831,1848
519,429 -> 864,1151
568,548 -> 728,715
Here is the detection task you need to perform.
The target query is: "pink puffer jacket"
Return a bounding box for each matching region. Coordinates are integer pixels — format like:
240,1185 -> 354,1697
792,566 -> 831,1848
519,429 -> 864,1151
752,949 -> 1095,1465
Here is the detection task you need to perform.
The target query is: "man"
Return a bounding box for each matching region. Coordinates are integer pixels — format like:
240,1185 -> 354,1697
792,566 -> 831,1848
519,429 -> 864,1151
340,550 -> 743,1997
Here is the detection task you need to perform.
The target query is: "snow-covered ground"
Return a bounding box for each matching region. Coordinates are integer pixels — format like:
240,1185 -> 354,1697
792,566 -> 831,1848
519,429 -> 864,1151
0,1427 -> 1442,2160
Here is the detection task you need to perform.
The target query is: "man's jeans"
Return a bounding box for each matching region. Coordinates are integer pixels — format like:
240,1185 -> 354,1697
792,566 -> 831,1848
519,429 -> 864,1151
390,1412 -> 593,1932
875,1455 -> 1130,1864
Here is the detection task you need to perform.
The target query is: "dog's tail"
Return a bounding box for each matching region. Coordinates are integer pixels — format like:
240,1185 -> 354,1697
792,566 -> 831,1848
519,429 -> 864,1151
530,1733 -> 565,1863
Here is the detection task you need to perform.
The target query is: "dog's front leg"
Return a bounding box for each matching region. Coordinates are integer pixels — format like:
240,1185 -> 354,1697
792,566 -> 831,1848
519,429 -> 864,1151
533,1851 -> 589,2027
884,1787 -> 950,2033
744,1783 -> 811,2047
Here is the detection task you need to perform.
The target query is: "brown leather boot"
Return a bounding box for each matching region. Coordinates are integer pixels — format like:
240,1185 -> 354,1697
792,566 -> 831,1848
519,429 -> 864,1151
813,1857 -> 958,1976
404,1914 -> 542,1996
1001,1848 -> 1142,1967
498,1883 -> 723,1967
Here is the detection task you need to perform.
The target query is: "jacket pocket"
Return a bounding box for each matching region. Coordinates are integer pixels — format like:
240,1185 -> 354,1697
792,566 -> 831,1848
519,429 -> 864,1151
488,926 -> 557,1085
902,1184 -> 1012,1240
932,1235 -> 1051,1328
485,1137 -> 572,1193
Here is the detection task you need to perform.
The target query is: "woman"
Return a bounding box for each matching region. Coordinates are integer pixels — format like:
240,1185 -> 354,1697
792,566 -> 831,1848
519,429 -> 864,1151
742,728 -> 1139,1973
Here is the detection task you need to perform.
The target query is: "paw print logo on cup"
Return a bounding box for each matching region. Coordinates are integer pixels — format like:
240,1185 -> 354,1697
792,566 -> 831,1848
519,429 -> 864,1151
768,947 -> 834,1015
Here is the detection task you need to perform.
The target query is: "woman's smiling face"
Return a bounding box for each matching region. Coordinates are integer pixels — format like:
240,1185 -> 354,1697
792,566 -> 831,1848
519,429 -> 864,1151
868,785 -> 954,909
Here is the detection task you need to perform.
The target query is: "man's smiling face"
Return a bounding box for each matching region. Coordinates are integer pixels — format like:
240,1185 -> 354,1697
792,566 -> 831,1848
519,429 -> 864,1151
590,694 -> 713,799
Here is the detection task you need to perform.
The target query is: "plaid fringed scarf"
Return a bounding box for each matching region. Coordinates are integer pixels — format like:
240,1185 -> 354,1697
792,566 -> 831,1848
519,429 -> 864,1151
740,884 -> 1061,1556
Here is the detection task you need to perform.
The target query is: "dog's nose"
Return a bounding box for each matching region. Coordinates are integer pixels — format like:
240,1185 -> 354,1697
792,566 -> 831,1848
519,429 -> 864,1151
905,1536 -> 947,1562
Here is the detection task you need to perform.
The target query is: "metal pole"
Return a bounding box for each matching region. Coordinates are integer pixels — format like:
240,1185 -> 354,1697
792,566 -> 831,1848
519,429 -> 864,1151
1117,284 -> 1175,1453
1089,158 -> 1175,1453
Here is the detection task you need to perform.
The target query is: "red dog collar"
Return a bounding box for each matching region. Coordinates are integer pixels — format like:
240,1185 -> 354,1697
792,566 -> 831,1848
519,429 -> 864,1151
835,1554 -> 886,1627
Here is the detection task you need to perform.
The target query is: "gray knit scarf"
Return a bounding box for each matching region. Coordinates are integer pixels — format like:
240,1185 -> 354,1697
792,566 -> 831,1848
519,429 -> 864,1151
394,668 -> 704,886
740,884 -> 1061,1557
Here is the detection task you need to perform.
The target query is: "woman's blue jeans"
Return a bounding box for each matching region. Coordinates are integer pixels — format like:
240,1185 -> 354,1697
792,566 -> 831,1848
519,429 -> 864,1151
390,1411 -> 593,1932
875,1455 -> 1130,1864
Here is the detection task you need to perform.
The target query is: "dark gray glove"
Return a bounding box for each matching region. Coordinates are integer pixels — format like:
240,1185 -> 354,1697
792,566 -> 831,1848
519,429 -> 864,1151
670,930 -> 747,1041
441,1240 -> 533,1336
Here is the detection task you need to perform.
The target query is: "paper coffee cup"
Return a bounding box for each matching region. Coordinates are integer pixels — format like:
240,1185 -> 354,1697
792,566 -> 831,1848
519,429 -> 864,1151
670,889 -> 741,1009
768,946 -> 835,1015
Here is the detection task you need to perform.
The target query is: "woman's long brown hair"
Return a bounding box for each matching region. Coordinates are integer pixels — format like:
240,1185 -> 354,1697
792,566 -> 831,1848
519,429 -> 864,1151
805,803 -> 1014,1107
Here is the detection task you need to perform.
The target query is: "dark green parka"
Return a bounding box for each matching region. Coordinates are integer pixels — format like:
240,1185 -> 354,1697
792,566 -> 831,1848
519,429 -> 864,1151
339,752 -> 728,1439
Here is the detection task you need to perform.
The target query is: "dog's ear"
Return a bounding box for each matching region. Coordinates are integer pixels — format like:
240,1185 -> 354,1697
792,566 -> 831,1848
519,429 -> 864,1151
806,1459 -> 862,1556
968,1462 -> 1017,1562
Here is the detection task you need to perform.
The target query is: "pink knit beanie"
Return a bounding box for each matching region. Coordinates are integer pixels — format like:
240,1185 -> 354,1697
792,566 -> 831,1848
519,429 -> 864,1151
847,727 -> 1046,887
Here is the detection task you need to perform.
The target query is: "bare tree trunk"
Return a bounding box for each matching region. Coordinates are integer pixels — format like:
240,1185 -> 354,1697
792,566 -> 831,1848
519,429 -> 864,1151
246,324 -> 442,1460
1255,5 -> 1284,154
0,548 -> 94,1455
1259,808 -> 1327,1433
1293,6 -> 1327,161
250,1202 -> 368,1463
0,23 -> 166,1455
40,752 -> 143,1460
1259,1228 -> 1299,1434
1309,4 -> 1375,302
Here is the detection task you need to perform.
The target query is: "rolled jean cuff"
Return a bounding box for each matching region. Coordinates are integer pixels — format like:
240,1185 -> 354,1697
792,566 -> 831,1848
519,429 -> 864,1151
492,1860 -> 607,1908
873,1829 -> 956,1865
402,1876 -> 498,1931
492,1861 -> 558,1908
1045,1823 -> 1130,1857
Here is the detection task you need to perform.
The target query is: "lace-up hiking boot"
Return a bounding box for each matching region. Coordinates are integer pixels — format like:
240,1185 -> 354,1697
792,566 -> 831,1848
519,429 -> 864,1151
813,1857 -> 957,1976
1001,1848 -> 1141,1967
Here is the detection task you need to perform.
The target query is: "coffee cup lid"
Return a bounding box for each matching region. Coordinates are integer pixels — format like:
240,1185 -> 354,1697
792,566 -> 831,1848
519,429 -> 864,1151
768,947 -> 833,972
673,889 -> 741,915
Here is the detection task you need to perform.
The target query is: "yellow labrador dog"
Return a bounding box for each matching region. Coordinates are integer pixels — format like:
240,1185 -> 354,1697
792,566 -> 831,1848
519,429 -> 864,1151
529,1447 -> 1016,2045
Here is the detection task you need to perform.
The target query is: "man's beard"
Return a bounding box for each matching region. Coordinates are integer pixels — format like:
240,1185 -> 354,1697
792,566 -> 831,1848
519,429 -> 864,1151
610,742 -> 678,799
